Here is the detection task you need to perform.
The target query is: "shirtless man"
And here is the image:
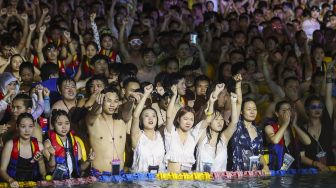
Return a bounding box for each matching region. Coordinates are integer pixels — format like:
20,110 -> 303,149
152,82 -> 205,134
85,87 -> 127,174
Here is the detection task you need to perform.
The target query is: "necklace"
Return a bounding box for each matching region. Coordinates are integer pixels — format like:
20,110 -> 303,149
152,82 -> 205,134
308,121 -> 321,140
62,99 -> 77,112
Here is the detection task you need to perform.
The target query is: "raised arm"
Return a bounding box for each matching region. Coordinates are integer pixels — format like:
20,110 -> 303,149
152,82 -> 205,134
63,31 -> 75,66
119,17 -> 131,62
85,93 -> 104,127
17,13 -> 29,53
142,19 -> 155,48
21,24 -> 36,58
265,110 -> 290,144
222,92 -> 238,141
233,74 -> 243,116
90,13 -> 101,51
37,25 -> 46,65
166,85 -> 178,133
203,83 -> 226,128
131,84 -> 153,149
291,112 -> 311,145
261,52 -> 285,99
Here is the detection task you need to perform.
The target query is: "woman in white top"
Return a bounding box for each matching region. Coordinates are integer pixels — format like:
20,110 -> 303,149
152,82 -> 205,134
164,83 -> 225,173
196,75 -> 242,172
131,84 -> 165,173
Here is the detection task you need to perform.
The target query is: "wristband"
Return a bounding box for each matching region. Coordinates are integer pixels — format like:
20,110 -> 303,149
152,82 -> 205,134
206,112 -> 213,117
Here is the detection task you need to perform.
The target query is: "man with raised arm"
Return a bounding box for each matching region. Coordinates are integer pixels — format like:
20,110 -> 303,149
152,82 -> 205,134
85,87 -> 127,175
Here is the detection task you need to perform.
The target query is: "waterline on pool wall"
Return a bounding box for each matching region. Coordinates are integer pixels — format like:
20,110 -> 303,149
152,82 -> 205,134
1,167 -> 334,187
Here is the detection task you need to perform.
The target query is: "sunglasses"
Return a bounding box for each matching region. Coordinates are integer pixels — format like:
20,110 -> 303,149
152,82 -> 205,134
129,39 -> 143,46
309,104 -> 323,110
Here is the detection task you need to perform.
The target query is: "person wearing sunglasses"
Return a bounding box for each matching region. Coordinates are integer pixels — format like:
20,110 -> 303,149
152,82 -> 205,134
300,69 -> 334,171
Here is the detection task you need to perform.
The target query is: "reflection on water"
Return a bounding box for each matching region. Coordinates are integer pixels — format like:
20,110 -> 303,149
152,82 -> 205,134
57,173 -> 336,188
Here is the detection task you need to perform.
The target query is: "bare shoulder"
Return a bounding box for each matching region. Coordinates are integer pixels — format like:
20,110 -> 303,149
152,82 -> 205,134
114,119 -> 127,131
52,100 -> 65,110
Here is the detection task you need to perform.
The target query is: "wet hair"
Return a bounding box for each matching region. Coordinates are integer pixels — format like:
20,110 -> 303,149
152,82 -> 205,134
40,63 -> 59,81
122,77 -> 140,89
57,77 -> 76,92
19,62 -> 35,75
173,106 -> 195,128
154,72 -> 169,87
85,75 -> 108,95
13,94 -> 33,109
163,72 -> 185,89
139,106 -> 159,130
142,48 -> 155,57
16,113 -> 34,127
50,109 -> 70,128
283,76 -> 299,87
108,63 -> 122,74
42,42 -> 58,59
195,75 -> 210,86
0,33 -> 16,48
206,110 -> 225,154
90,54 -> 111,66
231,62 -> 246,75
275,100 -> 291,112
86,41 -> 99,51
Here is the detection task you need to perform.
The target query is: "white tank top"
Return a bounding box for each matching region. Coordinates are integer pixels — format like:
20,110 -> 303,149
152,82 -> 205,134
196,136 -> 227,172
164,121 -> 203,166
132,131 -> 165,172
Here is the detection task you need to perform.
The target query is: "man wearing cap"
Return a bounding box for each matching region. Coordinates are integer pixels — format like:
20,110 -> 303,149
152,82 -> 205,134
302,6 -> 321,40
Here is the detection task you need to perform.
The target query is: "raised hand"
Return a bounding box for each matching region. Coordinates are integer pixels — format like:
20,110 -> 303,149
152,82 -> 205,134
129,92 -> 143,103
230,92 -> 238,103
42,8 -> 49,15
29,23 -> 36,31
170,85 -> 177,96
21,13 -> 28,21
144,84 -> 153,96
233,74 -> 242,82
63,31 -> 71,42
95,93 -> 105,105
142,19 -> 151,27
40,25 -> 46,33
210,83 -> 225,102
43,87 -> 50,97
73,18 -> 78,25
0,8 -> 7,16
90,12 -> 96,22
44,15 -> 51,23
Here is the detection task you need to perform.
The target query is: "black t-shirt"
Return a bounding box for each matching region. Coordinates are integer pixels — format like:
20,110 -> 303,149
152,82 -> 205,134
302,107 -> 335,165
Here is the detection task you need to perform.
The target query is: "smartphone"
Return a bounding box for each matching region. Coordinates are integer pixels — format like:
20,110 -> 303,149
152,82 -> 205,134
190,33 -> 197,44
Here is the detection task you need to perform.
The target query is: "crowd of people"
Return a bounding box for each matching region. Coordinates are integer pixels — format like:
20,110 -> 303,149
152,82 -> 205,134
0,0 -> 335,187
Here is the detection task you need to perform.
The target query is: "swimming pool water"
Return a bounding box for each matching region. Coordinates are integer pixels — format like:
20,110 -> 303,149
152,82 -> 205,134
54,173 -> 336,188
